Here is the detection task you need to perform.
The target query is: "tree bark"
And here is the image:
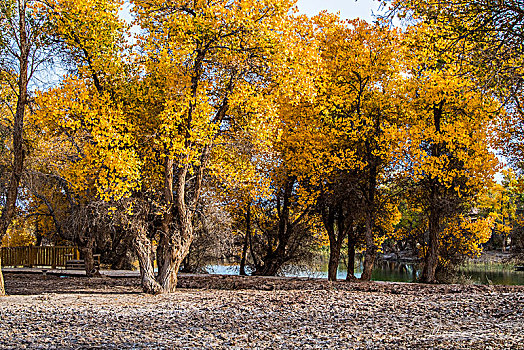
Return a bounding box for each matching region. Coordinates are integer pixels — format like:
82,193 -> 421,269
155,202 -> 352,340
155,233 -> 179,292
422,199 -> 440,283
253,177 -> 295,276
421,102 -> 444,283
325,205 -> 347,282
156,243 -> 184,292
239,202 -> 251,276
328,238 -> 343,281
155,163 -> 194,293
361,212 -> 376,281
134,228 -> 162,294
0,1 -> 29,294
81,236 -> 99,277
0,255 -> 5,296
346,230 -> 356,281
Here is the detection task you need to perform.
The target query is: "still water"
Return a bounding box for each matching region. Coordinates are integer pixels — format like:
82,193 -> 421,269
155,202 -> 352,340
206,261 -> 524,285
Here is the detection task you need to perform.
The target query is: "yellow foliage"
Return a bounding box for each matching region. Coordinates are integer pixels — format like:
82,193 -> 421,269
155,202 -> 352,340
1,220 -> 36,247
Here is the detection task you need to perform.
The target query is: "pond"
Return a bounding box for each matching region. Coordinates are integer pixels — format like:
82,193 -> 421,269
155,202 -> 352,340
206,260 -> 524,285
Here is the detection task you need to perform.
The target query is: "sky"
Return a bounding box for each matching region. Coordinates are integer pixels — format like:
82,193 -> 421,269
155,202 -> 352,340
119,0 -> 383,24
296,0 -> 382,21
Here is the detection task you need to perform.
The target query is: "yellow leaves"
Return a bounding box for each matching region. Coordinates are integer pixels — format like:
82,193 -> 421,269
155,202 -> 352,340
1,219 -> 36,247
400,27 -> 501,193
278,16 -> 408,194
45,0 -> 127,80
32,74 -> 142,203
438,214 -> 494,261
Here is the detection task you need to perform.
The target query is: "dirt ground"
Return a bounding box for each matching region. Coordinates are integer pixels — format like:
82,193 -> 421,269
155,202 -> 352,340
0,273 -> 523,349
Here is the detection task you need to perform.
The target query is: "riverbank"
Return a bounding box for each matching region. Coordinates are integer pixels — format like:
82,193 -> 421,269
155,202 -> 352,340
1,274 -> 523,349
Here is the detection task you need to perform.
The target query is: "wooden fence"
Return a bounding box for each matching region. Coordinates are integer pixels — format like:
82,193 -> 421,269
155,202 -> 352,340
0,246 -> 80,268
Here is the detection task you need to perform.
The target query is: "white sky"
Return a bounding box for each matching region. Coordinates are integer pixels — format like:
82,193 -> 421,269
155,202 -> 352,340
296,0 -> 382,21
120,0 -> 382,24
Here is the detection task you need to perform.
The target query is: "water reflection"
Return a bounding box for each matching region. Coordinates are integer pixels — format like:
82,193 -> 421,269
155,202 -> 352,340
205,260 -> 524,285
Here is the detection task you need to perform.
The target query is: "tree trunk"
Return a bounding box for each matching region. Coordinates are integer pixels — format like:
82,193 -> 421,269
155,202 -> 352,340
156,249 -> 181,292
239,234 -> 249,276
0,255 -> 5,296
134,228 -> 162,294
422,204 -> 440,283
155,156 -> 178,293
253,177 -> 294,276
248,221 -> 260,270
328,238 -> 343,281
156,163 -> 195,292
346,231 -> 356,280
361,213 -> 376,281
81,236 -> 99,277
156,234 -> 178,292
421,102 -> 444,283
240,202 -> 251,276
0,1 -> 29,294
255,256 -> 284,276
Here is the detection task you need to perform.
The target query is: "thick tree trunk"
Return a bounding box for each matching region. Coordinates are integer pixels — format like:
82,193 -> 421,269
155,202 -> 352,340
156,245 -> 182,292
361,214 -> 376,281
422,204 -> 440,283
255,256 -> 284,276
328,239 -> 343,281
156,234 -> 179,292
156,224 -> 192,292
155,157 -> 178,293
134,229 -> 162,294
155,163 -> 195,292
346,231 -> 356,280
81,236 -> 99,277
0,2 -> 29,294
248,222 -> 260,270
240,202 -> 251,276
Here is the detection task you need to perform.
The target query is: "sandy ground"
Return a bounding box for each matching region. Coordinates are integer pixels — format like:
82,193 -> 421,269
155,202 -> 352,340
0,273 -> 523,349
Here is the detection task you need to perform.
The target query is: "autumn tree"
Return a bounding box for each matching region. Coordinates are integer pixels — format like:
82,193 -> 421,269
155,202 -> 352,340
119,0 -> 296,293
281,15 -> 406,281
389,0 -> 524,178
400,24 -> 500,282
478,170 -> 524,257
0,0 -> 56,295
209,116 -> 275,275
28,0 -> 137,276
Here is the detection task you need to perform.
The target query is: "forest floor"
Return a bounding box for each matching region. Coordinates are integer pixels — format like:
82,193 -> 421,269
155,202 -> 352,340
0,273 -> 523,349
